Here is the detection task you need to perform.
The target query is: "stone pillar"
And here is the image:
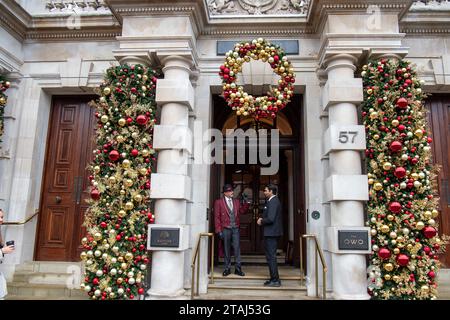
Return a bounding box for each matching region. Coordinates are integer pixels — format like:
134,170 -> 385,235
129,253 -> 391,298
322,53 -> 370,300
148,54 -> 195,299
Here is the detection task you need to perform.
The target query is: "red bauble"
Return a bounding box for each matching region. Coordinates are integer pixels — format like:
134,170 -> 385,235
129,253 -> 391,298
428,271 -> 436,278
100,221 -> 107,229
394,167 -> 406,179
396,98 -> 408,109
389,202 -> 402,213
93,278 -> 99,285
378,248 -> 391,260
398,125 -> 405,132
91,189 -> 100,200
397,254 -> 409,266
109,150 -> 120,161
131,149 -> 139,157
138,288 -> 145,295
423,226 -> 437,239
390,141 -> 402,152
136,115 -> 148,125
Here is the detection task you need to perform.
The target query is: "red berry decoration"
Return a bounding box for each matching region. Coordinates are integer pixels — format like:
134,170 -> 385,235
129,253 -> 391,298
394,167 -> 406,179
90,189 -> 100,200
378,248 -> 391,260
397,254 -> 409,267
109,150 -> 120,161
389,202 -> 402,213
396,97 -> 408,109
136,115 -> 148,125
131,149 -> 139,157
423,226 -> 437,239
390,141 -> 402,152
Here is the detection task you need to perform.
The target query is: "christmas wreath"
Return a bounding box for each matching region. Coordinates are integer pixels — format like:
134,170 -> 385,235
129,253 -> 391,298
219,38 -> 295,120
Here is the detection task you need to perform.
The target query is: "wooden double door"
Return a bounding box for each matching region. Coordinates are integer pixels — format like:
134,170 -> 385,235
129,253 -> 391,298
225,154 -> 289,255
426,95 -> 450,267
35,96 -> 96,261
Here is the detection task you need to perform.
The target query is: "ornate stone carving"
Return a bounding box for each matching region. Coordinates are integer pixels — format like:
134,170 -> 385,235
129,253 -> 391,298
45,1 -> 110,13
411,0 -> 450,11
206,0 -> 310,16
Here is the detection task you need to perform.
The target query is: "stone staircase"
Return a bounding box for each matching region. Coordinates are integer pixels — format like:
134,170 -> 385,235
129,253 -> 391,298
193,265 -> 319,300
6,261 -> 87,300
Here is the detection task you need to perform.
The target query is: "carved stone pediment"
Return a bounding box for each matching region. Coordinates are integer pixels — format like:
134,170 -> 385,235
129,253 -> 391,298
206,0 -> 310,17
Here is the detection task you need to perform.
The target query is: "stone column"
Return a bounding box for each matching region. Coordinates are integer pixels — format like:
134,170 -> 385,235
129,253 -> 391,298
322,53 -> 370,300
148,54 -> 195,299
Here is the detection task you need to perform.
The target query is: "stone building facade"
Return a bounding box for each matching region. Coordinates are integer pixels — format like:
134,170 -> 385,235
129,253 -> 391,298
0,0 -> 449,299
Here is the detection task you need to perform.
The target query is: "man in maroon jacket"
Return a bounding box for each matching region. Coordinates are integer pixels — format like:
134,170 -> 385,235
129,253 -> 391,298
214,184 -> 250,276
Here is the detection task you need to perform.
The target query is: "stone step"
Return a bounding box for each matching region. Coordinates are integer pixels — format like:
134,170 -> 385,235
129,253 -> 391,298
219,255 -> 286,264
13,271 -> 79,286
194,290 -> 312,300
208,278 -> 306,291
7,282 -> 87,299
5,294 -> 86,300
16,261 -> 84,274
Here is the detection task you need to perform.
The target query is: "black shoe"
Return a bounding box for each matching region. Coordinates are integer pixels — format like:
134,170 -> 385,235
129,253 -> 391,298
223,269 -> 231,276
263,279 -> 272,286
234,269 -> 245,276
266,280 -> 281,287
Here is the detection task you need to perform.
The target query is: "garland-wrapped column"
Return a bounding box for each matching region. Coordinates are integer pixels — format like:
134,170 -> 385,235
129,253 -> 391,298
148,55 -> 195,298
322,53 -> 370,300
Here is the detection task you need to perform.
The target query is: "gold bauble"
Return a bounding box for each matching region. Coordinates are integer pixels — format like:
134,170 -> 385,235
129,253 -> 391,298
384,274 -> 391,281
416,221 -> 425,230
0,97 -> 6,104
414,129 -> 423,138
116,135 -> 125,143
117,277 -> 123,284
94,166 -> 100,173
139,168 -> 147,175
101,115 -> 109,123
389,232 -> 397,239
103,87 -> 111,95
122,159 -> 131,168
397,236 -> 404,243
374,183 -> 383,191
411,173 -> 419,180
108,176 -> 117,184
381,225 -> 390,233
143,75 -> 148,82
81,237 -> 88,245
125,253 -> 133,261
393,248 -> 400,254
384,263 -> 394,272
118,118 -> 126,126
118,256 -> 124,263
424,211 -> 432,219
118,210 -> 126,218
387,214 -> 394,221
134,194 -> 143,202
432,209 -> 439,218
421,285 -> 430,293
141,149 -> 149,157
370,112 -> 378,120
120,190 -> 126,195
94,232 -> 102,241
125,202 -> 134,210
391,119 -> 399,127
121,263 -> 127,270
383,162 -> 392,171
368,178 -> 374,185
373,134 -> 380,140
392,275 -> 400,283
406,244 -> 413,251
80,252 -> 87,260
125,179 -> 133,187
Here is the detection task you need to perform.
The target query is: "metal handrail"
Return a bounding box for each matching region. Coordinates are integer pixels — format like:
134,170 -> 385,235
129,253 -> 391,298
190,232 -> 215,299
2,210 -> 39,225
299,234 -> 328,299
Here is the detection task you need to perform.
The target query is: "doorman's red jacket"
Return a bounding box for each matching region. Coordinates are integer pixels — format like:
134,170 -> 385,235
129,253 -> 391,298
214,197 -> 250,233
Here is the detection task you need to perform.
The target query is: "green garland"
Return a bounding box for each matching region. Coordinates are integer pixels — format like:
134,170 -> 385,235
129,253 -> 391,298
363,58 -> 447,299
81,64 -> 158,300
0,75 -> 11,147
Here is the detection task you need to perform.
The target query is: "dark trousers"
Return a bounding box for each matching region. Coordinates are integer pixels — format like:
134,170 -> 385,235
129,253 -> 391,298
264,236 -> 280,281
223,227 -> 241,270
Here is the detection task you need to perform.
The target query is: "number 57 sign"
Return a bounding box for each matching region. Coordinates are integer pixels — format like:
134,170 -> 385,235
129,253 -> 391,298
323,125 -> 366,155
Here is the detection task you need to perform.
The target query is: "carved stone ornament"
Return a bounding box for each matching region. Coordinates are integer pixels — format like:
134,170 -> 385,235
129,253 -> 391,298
45,1 -> 110,13
206,0 -> 310,16
410,0 -> 450,11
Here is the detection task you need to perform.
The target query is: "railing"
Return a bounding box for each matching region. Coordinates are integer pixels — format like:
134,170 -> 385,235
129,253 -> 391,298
2,209 -> 39,225
299,234 -> 327,299
191,232 -> 215,299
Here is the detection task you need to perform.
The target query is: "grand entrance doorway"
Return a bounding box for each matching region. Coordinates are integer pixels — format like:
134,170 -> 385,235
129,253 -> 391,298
35,96 -> 96,261
210,94 -> 305,264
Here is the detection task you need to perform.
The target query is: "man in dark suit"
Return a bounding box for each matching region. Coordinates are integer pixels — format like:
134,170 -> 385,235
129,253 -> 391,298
214,184 -> 250,276
257,184 -> 283,287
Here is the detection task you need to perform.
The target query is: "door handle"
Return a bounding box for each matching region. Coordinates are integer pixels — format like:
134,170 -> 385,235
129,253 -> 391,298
75,177 -> 83,205
55,196 -> 62,204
